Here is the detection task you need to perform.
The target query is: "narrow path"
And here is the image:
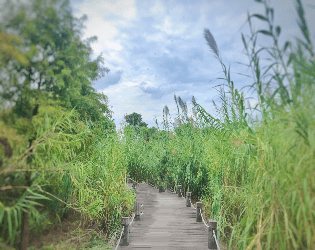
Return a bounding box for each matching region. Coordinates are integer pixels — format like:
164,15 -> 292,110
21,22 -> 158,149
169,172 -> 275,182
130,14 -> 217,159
116,183 -> 209,250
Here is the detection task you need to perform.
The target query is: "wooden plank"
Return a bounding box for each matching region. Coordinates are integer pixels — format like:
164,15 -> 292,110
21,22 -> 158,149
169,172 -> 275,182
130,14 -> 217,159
115,183 -> 210,250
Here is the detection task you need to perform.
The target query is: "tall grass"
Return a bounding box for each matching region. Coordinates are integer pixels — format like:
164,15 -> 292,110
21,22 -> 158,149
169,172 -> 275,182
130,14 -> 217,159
122,0 -> 315,249
33,111 -> 136,240
1,0 -> 313,248
0,107 -> 135,248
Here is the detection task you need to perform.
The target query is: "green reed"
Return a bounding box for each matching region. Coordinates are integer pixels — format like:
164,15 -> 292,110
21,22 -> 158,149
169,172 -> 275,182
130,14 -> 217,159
122,0 -> 315,249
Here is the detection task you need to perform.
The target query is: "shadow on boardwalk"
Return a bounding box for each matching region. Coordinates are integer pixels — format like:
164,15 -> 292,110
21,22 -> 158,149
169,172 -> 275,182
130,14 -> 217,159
115,183 -> 210,250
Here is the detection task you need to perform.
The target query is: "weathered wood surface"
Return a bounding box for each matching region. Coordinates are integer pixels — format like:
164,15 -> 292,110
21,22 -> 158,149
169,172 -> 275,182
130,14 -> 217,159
115,183 -> 209,250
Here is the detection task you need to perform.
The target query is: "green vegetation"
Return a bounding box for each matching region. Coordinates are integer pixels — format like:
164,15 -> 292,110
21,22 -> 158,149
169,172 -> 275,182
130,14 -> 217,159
121,1 -> 315,249
0,0 -> 132,249
0,0 -> 314,249
124,112 -> 148,128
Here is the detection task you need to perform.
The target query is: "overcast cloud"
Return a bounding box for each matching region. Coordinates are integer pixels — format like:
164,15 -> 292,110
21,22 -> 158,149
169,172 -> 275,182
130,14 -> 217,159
71,0 -> 315,129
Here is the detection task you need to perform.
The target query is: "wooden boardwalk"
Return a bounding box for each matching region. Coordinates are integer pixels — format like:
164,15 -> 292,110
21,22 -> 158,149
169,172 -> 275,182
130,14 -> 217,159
115,183 -> 210,250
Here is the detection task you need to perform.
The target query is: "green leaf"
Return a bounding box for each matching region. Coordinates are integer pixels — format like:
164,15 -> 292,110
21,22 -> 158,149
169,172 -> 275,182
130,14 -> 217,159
241,33 -> 248,51
282,41 -> 291,53
257,30 -> 273,37
275,26 -> 281,37
287,53 -> 295,66
13,208 -> 18,230
269,8 -> 274,23
0,209 -> 4,224
251,14 -> 269,22
7,210 -> 12,241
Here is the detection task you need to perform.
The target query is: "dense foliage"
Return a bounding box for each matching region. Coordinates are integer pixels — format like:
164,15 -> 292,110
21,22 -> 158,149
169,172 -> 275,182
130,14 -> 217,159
122,1 -> 315,249
0,0 -> 131,249
1,0 -> 314,249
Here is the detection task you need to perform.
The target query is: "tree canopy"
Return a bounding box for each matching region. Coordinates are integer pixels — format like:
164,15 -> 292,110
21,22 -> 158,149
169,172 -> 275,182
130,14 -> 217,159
0,0 -> 113,124
124,112 -> 148,127
0,0 -> 115,248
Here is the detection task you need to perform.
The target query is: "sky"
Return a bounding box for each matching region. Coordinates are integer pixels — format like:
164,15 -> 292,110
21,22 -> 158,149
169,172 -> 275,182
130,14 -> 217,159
70,0 -> 315,129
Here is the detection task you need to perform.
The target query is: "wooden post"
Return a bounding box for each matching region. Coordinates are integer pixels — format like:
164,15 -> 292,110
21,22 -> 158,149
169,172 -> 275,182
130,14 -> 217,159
132,181 -> 137,189
134,201 -> 140,221
159,186 -> 163,193
208,219 -> 217,249
178,185 -> 182,197
147,179 -> 149,185
20,209 -> 30,250
196,202 -> 202,222
120,217 -> 129,246
186,192 -> 191,207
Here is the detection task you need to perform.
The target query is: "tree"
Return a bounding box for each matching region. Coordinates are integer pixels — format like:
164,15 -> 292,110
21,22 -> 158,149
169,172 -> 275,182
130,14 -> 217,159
0,0 -> 114,248
124,112 -> 147,127
140,126 -> 158,142
0,0 -> 112,123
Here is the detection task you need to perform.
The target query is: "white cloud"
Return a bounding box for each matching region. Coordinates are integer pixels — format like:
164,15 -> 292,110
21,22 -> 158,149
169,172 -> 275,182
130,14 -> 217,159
75,0 -> 136,21
146,33 -> 164,42
154,15 -> 188,36
72,0 -> 136,58
150,1 -> 165,17
105,41 -> 123,51
70,0 -> 315,129
103,81 -> 164,126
